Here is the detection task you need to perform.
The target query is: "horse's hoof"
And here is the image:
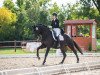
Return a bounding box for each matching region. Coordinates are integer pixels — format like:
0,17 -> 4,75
81,53 -> 83,55
59,62 -> 63,64
77,61 -> 79,63
37,57 -> 40,60
42,63 -> 45,66
42,62 -> 47,66
33,65 -> 35,66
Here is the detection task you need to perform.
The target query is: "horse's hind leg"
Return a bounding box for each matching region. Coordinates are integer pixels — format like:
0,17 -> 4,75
69,46 -> 79,63
60,50 -> 66,64
60,46 -> 66,64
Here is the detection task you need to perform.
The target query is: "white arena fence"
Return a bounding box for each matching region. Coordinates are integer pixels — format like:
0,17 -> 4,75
0,61 -> 100,75
26,42 -> 41,52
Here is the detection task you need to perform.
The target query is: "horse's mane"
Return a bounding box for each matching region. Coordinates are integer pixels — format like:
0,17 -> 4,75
37,24 -> 50,31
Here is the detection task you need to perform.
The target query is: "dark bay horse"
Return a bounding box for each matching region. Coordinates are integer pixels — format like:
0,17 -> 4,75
33,24 -> 83,65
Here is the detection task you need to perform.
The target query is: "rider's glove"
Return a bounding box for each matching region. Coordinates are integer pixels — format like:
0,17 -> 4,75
48,26 -> 52,29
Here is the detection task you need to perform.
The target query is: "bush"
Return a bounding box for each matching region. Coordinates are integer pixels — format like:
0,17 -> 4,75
88,43 -> 92,51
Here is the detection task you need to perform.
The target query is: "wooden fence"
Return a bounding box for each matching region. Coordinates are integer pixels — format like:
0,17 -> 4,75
0,40 -> 39,52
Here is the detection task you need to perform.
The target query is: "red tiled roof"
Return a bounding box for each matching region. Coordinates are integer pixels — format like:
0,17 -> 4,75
64,19 -> 97,25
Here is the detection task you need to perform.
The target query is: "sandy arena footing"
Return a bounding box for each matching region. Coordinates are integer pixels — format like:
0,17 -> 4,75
0,53 -> 100,75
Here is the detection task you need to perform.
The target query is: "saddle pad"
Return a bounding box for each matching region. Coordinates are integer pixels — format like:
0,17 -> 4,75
59,35 -> 64,41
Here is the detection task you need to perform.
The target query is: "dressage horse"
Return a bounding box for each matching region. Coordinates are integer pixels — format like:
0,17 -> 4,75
33,24 -> 83,65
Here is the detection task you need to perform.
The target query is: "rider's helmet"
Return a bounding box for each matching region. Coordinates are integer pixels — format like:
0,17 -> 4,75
52,12 -> 57,17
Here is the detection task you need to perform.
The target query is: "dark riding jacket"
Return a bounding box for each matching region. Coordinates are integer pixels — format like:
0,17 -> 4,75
51,19 -> 59,28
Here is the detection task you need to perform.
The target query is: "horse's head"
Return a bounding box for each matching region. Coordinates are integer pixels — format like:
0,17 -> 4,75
32,25 -> 40,34
32,24 -> 48,35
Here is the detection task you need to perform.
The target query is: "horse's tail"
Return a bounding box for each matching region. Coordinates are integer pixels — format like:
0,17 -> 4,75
73,40 -> 83,55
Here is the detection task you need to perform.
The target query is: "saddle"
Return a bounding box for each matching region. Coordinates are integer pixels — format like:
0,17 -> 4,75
51,29 -> 64,48
51,29 -> 64,41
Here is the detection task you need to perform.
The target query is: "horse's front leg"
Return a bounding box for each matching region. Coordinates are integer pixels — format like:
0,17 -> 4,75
42,47 -> 50,65
37,44 -> 46,60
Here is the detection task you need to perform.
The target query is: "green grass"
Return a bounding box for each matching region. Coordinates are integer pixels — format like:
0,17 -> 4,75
96,39 -> 100,53
97,39 -> 100,43
0,48 -> 32,54
97,39 -> 100,50
97,46 -> 100,51
0,48 -> 57,54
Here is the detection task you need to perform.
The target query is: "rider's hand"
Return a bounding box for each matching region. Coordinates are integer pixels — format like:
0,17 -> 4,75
48,26 -> 52,29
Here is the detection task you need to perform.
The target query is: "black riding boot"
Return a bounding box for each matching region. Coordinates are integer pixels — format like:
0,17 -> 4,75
54,37 -> 59,48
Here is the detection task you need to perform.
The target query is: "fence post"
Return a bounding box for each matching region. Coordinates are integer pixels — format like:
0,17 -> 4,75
14,40 -> 16,52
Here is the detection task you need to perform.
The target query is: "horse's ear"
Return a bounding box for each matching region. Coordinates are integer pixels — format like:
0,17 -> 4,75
32,25 -> 39,30
32,25 -> 36,29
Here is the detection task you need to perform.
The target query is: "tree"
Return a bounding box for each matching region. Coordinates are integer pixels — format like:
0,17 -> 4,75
14,0 -> 50,40
0,7 -> 17,41
49,2 -> 60,14
3,0 -> 15,12
92,0 -> 100,14
0,7 -> 16,26
80,0 -> 100,14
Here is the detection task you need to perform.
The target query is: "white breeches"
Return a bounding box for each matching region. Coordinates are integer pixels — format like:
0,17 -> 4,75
53,28 -> 61,37
53,28 -> 64,41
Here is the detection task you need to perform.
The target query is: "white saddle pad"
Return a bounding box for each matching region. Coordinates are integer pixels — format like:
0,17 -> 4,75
58,34 -> 64,41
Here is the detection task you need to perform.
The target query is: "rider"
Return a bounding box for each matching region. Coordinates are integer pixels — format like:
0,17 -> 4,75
51,13 -> 61,48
